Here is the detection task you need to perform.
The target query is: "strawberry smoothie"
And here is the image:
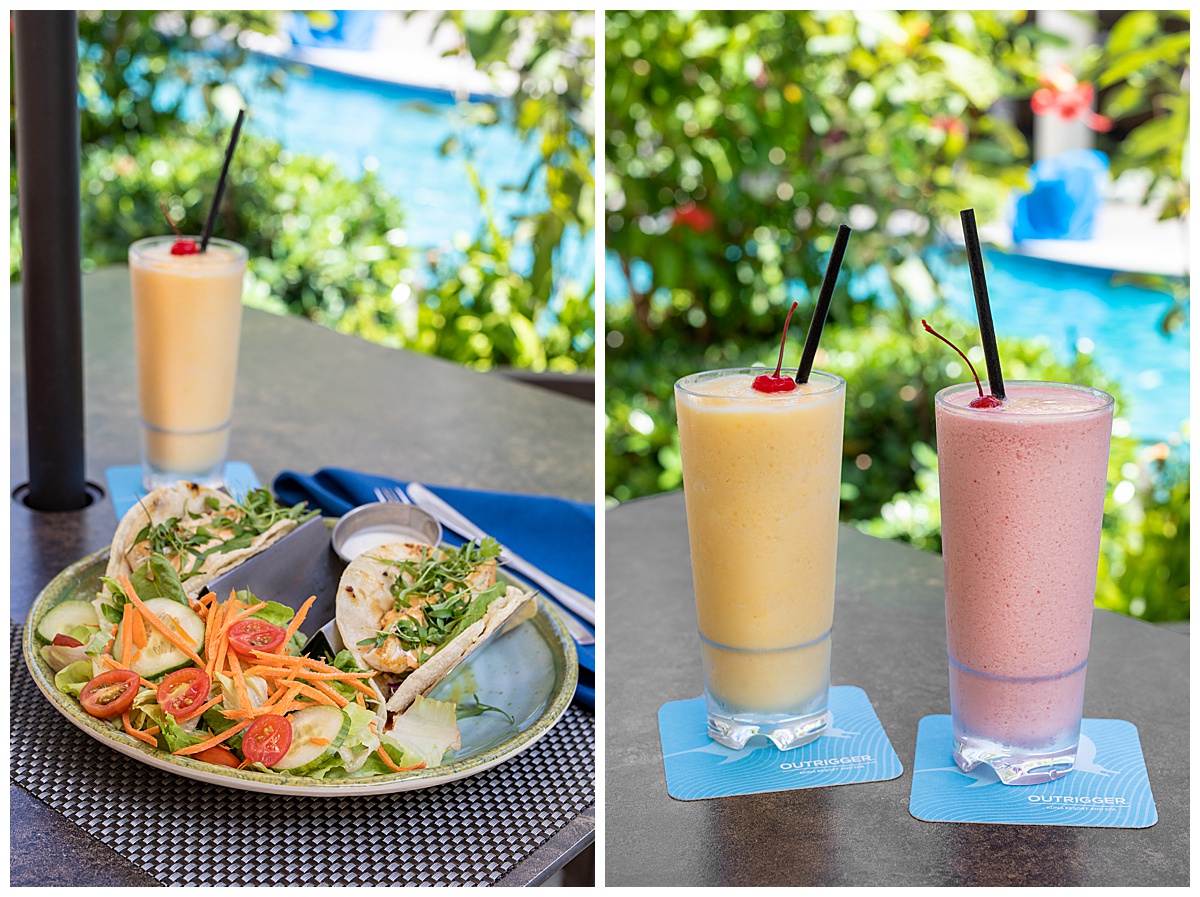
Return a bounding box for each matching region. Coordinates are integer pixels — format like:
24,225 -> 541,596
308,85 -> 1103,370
935,381 -> 1114,784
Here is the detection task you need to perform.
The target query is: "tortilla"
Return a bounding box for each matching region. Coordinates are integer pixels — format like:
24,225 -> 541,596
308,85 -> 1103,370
335,541 -> 534,715
106,481 -> 301,599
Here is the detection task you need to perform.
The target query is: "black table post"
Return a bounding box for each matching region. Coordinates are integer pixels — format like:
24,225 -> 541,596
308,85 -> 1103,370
13,10 -> 88,510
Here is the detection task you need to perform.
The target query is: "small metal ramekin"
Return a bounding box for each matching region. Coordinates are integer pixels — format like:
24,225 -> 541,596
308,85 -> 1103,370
331,501 -> 443,564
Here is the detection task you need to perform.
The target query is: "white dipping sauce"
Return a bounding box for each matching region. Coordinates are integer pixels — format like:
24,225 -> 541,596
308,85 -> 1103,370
339,526 -> 431,560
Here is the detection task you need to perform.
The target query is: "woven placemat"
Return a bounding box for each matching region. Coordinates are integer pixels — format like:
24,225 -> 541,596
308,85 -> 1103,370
11,623 -> 595,886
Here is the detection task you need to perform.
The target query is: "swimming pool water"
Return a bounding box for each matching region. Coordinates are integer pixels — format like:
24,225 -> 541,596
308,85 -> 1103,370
606,248 -> 1189,443
174,55 -> 593,284
927,249 -> 1189,443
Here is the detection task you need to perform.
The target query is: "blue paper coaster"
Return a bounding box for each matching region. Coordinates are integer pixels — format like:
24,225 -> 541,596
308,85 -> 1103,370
659,685 -> 903,800
105,463 -> 262,520
909,715 -> 1157,828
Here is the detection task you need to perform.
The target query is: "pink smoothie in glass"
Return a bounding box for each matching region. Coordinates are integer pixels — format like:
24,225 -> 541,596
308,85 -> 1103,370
935,381 -> 1114,784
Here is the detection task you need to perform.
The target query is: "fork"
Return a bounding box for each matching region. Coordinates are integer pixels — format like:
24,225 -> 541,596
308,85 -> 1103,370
374,483 -> 595,646
374,485 -> 411,504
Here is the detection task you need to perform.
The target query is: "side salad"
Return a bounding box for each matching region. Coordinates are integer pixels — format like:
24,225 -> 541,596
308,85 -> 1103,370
36,552 -> 461,778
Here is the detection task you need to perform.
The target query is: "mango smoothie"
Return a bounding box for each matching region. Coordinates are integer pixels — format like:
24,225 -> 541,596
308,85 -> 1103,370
936,381 -> 1114,784
675,368 -> 845,749
129,236 -> 247,488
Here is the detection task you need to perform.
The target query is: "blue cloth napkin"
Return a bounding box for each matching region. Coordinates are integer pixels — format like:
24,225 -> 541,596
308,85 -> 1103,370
273,467 -> 595,708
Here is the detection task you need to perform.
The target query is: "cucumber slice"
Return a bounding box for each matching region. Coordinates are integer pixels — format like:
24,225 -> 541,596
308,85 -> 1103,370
37,601 -> 100,643
114,598 -> 206,679
274,706 -> 351,774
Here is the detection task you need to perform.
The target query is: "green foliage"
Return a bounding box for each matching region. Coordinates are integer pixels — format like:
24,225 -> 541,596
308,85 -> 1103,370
606,10 -> 1046,354
1097,434 -> 1190,622
1089,10 -> 1190,220
12,10 -> 596,372
418,10 -> 596,371
74,10 -> 283,148
70,128 -> 414,337
605,10 -> 1189,620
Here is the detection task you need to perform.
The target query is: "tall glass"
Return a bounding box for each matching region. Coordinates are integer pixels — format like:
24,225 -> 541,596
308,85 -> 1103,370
675,368 -> 846,750
129,236 -> 248,490
935,380 -> 1114,785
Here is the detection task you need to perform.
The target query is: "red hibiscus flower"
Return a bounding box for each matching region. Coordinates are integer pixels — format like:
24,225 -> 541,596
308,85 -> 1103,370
1031,64 -> 1112,132
672,203 -> 716,233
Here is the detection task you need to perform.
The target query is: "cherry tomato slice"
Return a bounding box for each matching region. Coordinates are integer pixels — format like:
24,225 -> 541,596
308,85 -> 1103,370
52,633 -> 84,647
156,668 -> 212,722
192,745 -> 241,768
79,669 -> 140,719
227,619 -> 288,659
242,714 -> 293,767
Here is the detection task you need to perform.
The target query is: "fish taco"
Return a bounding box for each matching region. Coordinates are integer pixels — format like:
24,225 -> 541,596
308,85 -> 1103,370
106,482 -> 318,599
336,538 -> 535,716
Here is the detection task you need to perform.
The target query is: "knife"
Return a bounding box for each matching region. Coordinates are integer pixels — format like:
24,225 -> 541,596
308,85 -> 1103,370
406,482 -> 597,627
201,516 -> 338,637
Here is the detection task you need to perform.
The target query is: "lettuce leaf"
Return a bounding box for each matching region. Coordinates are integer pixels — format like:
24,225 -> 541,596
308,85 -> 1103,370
54,660 -> 96,698
41,642 -> 90,674
295,703 -> 384,779
382,695 -> 461,769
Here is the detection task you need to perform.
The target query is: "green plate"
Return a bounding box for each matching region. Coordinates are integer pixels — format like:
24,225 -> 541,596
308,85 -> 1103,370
23,547 -> 578,796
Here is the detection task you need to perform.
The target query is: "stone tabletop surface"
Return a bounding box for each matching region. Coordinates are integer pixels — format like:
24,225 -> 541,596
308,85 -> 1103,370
10,268 -> 595,886
605,492 -> 1188,887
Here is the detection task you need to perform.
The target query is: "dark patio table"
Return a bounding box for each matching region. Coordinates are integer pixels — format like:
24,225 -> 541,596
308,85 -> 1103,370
10,268 -> 595,886
605,492 -> 1188,887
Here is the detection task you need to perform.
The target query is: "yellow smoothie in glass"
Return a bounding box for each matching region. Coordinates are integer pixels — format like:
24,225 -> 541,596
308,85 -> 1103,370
675,368 -> 845,749
129,236 -> 247,488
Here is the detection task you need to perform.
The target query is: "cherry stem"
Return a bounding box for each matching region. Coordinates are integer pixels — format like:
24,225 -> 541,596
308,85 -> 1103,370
773,302 -> 799,378
160,199 -> 184,238
921,319 -> 984,398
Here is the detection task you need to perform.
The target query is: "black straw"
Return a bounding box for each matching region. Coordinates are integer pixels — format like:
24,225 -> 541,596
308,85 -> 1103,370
959,209 -> 1005,400
200,108 -> 246,252
796,224 -> 851,384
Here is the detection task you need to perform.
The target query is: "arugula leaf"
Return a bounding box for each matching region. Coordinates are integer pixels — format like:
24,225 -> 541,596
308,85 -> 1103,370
456,694 -> 515,725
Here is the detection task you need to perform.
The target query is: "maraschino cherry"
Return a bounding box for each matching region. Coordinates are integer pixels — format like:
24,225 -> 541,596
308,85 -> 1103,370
753,301 -> 800,393
160,199 -> 201,255
921,320 -> 1002,409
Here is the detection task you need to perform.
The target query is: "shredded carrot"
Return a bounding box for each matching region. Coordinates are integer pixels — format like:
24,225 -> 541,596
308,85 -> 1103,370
228,653 -> 252,712
144,726 -> 160,737
103,623 -> 118,655
245,666 -> 374,682
204,599 -> 224,672
120,602 -> 133,668
165,613 -> 199,648
279,595 -> 316,652
120,578 -> 204,667
130,604 -> 148,649
173,718 -> 253,755
376,745 -> 424,773
192,695 -> 224,718
287,681 -> 340,707
123,712 -> 157,746
309,737 -> 331,746
356,693 -> 366,708
211,619 -> 231,679
221,602 -> 269,634
204,599 -> 225,676
307,678 -> 350,708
